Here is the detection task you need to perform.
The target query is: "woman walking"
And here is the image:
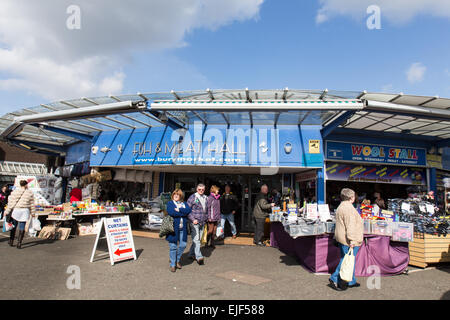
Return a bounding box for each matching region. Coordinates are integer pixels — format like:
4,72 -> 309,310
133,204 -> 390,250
186,183 -> 208,265
206,185 -> 221,249
5,180 -> 35,249
166,189 -> 191,272
329,188 -> 364,291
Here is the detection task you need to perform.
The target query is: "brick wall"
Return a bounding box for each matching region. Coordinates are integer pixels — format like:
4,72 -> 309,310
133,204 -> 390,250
0,141 -> 49,164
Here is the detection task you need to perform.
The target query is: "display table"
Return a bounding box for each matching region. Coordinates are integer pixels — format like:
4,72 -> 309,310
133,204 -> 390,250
270,222 -> 410,277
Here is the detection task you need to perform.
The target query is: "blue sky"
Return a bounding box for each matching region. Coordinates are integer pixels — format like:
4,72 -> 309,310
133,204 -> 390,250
0,0 -> 449,114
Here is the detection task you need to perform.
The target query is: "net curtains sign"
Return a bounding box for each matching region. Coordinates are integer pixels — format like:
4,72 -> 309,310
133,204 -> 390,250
326,141 -> 426,166
325,162 -> 427,185
89,123 -> 323,168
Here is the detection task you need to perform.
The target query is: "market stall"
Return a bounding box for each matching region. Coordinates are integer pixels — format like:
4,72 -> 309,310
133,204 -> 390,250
269,202 -> 414,276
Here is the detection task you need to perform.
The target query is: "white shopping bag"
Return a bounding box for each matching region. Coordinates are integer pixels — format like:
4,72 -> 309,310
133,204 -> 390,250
339,247 -> 355,282
216,226 -> 224,238
3,221 -> 14,232
31,217 -> 41,231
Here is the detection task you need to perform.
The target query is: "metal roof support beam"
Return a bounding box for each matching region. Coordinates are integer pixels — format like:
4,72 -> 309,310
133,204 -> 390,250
29,124 -> 94,142
357,91 -> 367,99
146,110 -> 184,130
419,96 -> 438,106
282,88 -> 289,101
171,90 -> 181,101
150,100 -> 364,111
365,100 -> 450,121
245,88 -> 252,103
191,111 -> 207,125
319,89 -> 328,100
15,100 -> 146,123
220,112 -> 230,126
206,88 -> 215,101
321,111 -> 356,138
389,93 -> 403,103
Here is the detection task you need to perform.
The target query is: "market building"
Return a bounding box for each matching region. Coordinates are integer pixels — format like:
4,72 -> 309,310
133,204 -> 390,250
0,89 -> 449,233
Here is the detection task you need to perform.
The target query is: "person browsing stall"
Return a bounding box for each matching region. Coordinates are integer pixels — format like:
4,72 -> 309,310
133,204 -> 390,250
329,188 -> 364,291
4,180 -> 35,249
166,189 -> 191,273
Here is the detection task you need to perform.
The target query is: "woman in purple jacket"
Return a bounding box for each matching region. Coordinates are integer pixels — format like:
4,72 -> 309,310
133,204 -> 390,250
206,185 -> 221,248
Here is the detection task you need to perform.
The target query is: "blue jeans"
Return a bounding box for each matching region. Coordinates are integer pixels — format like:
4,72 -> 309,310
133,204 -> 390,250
188,223 -> 204,260
220,213 -> 237,236
12,219 -> 26,231
330,244 -> 360,286
169,230 -> 186,267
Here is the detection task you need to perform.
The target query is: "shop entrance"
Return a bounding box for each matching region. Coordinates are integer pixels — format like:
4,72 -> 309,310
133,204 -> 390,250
164,173 -> 282,233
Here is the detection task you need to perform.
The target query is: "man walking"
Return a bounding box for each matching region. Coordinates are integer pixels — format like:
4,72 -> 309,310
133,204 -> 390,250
253,184 -> 274,246
220,185 -> 239,239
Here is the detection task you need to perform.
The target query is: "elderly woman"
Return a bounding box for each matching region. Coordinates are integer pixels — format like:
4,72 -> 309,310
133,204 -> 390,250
329,188 -> 364,291
5,180 -> 35,249
166,189 -> 191,273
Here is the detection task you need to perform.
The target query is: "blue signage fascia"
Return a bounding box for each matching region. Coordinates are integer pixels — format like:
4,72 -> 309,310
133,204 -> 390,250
325,140 -> 427,166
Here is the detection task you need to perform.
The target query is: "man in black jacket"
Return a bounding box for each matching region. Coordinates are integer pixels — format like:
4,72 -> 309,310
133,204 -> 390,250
253,184 -> 275,246
220,185 -> 239,239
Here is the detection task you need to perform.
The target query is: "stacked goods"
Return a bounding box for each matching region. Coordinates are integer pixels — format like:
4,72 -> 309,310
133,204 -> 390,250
388,199 -> 449,237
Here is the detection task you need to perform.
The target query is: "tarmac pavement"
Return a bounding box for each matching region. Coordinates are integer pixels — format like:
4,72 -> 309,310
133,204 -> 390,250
0,233 -> 449,300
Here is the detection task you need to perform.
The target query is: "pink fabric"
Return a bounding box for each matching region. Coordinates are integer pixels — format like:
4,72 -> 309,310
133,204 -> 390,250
270,222 -> 409,277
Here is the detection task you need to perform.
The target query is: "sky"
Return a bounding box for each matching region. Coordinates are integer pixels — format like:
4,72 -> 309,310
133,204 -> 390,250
0,0 -> 449,115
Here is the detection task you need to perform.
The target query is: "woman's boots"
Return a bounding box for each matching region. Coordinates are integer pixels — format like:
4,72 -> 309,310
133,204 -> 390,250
16,230 -> 25,249
8,229 -> 15,247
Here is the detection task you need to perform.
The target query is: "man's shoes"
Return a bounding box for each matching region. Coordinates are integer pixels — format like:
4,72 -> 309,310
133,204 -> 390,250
256,242 -> 266,247
176,262 -> 182,269
197,258 -> 204,265
348,282 -> 361,288
328,279 -> 343,291
232,235 -> 237,239
170,266 -> 176,273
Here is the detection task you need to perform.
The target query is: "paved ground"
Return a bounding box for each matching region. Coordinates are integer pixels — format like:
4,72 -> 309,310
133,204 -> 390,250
0,233 -> 449,300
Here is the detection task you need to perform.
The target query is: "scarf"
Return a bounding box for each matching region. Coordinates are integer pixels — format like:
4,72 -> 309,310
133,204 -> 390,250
195,192 -> 207,212
211,193 -> 220,200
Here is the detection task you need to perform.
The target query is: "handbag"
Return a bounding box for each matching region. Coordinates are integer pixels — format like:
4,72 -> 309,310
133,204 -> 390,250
339,247 -> 355,282
159,214 -> 174,238
200,223 -> 208,245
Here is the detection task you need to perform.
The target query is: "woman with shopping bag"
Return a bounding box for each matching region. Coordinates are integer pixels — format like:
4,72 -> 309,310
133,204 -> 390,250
4,180 -> 35,249
166,189 -> 191,273
329,188 -> 364,291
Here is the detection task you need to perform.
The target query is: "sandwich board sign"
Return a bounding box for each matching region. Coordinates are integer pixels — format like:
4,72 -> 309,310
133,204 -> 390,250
90,215 -> 137,265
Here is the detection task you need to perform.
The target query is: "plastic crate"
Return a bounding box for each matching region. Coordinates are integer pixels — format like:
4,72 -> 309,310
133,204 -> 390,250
391,222 -> 414,242
364,219 -> 371,234
370,220 -> 392,236
326,221 -> 336,233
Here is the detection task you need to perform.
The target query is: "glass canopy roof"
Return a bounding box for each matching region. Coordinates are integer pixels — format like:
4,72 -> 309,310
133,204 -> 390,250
0,89 -> 449,154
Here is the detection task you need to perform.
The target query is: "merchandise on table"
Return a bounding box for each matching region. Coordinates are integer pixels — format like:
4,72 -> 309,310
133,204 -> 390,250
391,222 -> 414,242
388,198 -> 450,236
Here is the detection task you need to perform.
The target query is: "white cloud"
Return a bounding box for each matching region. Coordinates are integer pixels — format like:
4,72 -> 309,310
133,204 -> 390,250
0,0 -> 263,101
407,62 -> 426,83
316,0 -> 450,25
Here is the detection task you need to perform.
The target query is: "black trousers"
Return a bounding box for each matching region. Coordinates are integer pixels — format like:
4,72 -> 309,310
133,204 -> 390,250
254,218 -> 266,244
